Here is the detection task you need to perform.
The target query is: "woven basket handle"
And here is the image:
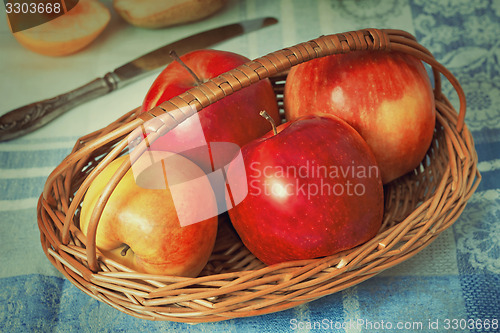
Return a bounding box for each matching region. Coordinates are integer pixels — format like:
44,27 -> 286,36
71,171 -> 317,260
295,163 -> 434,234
139,28 -> 466,132
78,28 -> 467,273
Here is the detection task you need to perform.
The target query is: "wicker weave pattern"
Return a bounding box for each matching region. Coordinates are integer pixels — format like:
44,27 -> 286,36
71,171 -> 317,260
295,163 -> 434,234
37,29 -> 480,322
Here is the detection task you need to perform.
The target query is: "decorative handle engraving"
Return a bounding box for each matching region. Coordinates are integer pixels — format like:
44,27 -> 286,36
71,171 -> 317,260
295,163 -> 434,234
0,72 -> 119,141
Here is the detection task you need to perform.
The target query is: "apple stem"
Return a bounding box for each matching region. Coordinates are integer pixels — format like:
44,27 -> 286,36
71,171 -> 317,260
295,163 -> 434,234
169,50 -> 203,86
260,110 -> 278,135
121,244 -> 130,256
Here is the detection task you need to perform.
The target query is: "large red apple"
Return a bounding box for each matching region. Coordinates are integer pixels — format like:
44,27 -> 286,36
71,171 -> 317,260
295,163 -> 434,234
140,49 -> 280,172
225,113 -> 384,265
80,152 -> 218,277
284,50 -> 435,184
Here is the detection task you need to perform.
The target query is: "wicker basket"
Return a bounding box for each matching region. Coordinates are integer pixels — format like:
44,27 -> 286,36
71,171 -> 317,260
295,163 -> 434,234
37,28 -> 481,323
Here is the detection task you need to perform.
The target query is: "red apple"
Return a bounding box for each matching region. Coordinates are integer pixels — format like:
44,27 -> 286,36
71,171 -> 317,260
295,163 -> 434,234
284,50 -> 435,184
225,113 -> 384,265
140,49 -> 280,172
80,152 -> 219,277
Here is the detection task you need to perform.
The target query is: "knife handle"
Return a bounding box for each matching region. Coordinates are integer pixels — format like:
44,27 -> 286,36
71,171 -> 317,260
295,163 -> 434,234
0,72 -> 120,141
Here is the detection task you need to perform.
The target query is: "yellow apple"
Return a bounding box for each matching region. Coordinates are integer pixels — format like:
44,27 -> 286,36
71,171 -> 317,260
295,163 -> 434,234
10,0 -> 110,57
80,152 -> 218,277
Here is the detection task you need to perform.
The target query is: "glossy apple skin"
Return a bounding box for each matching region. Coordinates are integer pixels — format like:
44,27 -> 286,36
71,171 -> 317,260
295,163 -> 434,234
226,115 -> 384,265
80,153 -> 218,277
140,49 -> 280,170
284,51 -> 435,184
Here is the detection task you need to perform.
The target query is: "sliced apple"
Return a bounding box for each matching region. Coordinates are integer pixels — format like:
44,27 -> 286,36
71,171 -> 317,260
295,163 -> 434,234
113,0 -> 227,29
11,0 -> 110,57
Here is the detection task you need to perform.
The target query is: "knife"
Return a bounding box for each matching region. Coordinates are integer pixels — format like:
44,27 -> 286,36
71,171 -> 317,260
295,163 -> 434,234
0,17 -> 278,141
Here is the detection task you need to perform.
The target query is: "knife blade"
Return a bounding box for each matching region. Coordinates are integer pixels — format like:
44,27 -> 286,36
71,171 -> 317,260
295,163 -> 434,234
0,17 -> 278,142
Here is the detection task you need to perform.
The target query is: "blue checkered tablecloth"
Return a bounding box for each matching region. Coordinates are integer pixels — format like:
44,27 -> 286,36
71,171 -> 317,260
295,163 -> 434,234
1,1 -> 498,332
